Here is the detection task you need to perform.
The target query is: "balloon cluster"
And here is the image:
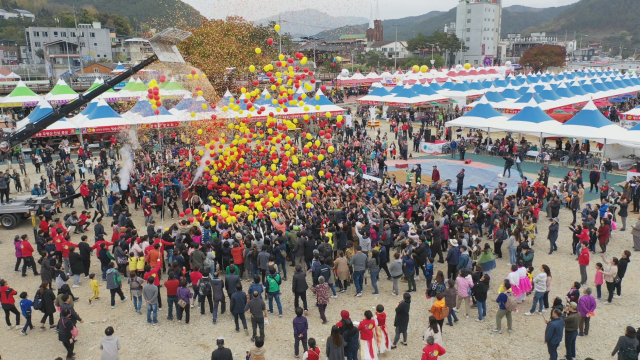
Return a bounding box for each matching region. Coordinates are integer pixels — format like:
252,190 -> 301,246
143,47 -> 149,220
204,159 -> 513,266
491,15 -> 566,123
147,77 -> 165,115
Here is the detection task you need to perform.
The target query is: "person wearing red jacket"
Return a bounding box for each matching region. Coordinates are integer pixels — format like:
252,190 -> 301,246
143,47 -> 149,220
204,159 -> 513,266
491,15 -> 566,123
91,240 -> 114,258
80,180 -> 91,210
78,211 -> 91,232
578,241 -> 590,286
0,279 -> 20,328
20,234 -> 38,277
39,216 -> 49,235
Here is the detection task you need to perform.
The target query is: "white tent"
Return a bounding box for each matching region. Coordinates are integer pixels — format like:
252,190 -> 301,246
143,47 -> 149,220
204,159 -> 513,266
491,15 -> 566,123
444,96 -> 508,131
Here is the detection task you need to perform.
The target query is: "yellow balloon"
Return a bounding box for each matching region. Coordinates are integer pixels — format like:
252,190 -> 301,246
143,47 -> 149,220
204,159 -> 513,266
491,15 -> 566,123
249,65 -> 256,72
412,65 -> 419,72
193,209 -> 200,215
306,203 -> 312,209
420,65 -> 429,73
328,146 -> 335,153
325,112 -> 331,118
318,154 -> 324,161
197,129 -> 203,135
318,170 -> 324,177
186,161 -> 191,166
275,24 -> 280,32
255,48 -> 262,54
464,63 -> 471,70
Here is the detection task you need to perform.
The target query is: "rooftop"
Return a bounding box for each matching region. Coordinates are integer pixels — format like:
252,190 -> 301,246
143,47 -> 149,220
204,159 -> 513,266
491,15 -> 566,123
339,34 -> 366,40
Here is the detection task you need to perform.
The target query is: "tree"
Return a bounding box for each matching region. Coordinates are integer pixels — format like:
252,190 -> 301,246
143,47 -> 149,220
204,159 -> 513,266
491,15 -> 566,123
178,17 -> 283,97
356,51 -> 385,68
519,45 -> 566,72
35,49 -> 44,59
95,13 -> 132,36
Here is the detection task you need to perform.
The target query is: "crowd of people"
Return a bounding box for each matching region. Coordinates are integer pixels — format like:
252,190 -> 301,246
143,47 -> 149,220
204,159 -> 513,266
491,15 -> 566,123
0,109 -> 638,360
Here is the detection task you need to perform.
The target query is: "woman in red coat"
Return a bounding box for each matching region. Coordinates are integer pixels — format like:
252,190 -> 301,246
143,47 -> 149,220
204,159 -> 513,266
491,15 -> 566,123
0,279 -> 20,328
597,219 -> 610,253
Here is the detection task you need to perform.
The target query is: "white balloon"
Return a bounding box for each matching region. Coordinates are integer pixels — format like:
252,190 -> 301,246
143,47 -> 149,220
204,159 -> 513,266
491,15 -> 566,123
341,69 -> 349,77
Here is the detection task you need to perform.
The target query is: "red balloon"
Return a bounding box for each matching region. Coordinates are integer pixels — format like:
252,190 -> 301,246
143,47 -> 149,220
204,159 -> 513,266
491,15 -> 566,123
345,160 -> 352,168
185,208 -> 192,214
267,38 -> 274,45
191,70 -> 197,75
179,212 -> 185,217
159,75 -> 166,83
347,178 -> 353,185
321,85 -> 327,92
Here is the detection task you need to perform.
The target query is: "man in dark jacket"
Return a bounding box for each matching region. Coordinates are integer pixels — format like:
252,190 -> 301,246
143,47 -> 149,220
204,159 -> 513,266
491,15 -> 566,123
225,267 -> 240,299
392,292 -> 411,348
545,309 -> 565,360
211,337 -> 233,360
589,167 -> 600,193
303,236 -> 315,270
229,283 -> 248,332
210,272 -> 225,324
292,265 -> 309,313
78,235 -> 92,277
548,218 -> 560,255
503,155 -> 514,178
293,234 -> 306,269
445,239 -> 460,279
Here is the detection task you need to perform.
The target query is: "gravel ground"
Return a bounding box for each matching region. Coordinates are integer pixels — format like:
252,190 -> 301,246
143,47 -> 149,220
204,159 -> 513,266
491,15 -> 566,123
0,128 -> 637,360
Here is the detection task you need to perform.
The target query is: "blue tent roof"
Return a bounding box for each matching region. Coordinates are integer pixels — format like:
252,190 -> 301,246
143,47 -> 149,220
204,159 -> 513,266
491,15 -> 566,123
394,87 -> 420,98
533,84 -> 546,92
25,102 -> 54,124
516,86 -> 530,96
563,102 -> 615,128
113,62 -> 126,72
539,88 -> 562,101
568,84 -> 587,96
481,80 -> 494,89
554,86 -> 575,98
556,75 -> 565,81
86,102 -> 123,120
441,81 -> 455,90
500,88 -> 521,99
509,78 -> 523,86
580,82 -> 598,94
484,91 -> 507,103
173,97 -> 196,111
414,85 -> 438,96
80,100 -> 100,116
389,85 -> 405,94
629,121 -> 640,131
429,82 -> 444,91
368,87 -> 390,97
449,82 -> 471,92
464,102 -> 504,119
631,77 -> 640,86
515,92 -> 546,104
493,79 -> 508,88
622,78 -> 635,87
526,75 -> 540,83
306,91 -> 336,106
188,97 -> 213,113
129,100 -> 171,117
602,80 -> 619,90
549,83 -> 559,90
468,82 -> 484,90
508,104 -> 555,123
565,73 -> 576,80
613,79 -> 627,89
592,82 -> 609,92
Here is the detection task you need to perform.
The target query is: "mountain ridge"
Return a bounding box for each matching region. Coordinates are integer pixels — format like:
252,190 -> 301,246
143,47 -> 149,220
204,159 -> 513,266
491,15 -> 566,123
255,9 -> 368,37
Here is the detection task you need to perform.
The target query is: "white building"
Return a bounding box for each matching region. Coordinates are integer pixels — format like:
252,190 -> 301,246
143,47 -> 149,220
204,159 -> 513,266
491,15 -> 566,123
367,41 -> 409,60
111,37 -> 153,62
455,0 -> 502,66
25,22 -> 113,78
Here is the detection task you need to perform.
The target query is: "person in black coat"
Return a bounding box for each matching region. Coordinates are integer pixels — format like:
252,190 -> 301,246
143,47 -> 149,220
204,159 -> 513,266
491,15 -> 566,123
229,283 -> 247,332
37,282 -> 57,328
303,237 -> 316,270
68,246 -> 84,287
211,337 -> 233,360
57,308 -> 75,359
78,236 -> 92,277
391,292 -> 411,348
292,265 -> 309,313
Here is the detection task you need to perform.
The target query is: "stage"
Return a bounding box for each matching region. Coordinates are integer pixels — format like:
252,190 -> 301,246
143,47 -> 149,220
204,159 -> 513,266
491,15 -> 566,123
385,158 -> 522,194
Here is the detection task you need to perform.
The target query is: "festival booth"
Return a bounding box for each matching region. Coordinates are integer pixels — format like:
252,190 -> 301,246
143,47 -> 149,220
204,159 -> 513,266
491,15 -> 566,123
541,100 -> 635,168
621,105 -> 640,129
160,77 -> 190,98
44,79 -> 79,105
110,62 -> 127,74
169,93 -> 195,114
123,99 -> 180,129
83,78 -> 136,102
0,80 -> 42,107
16,99 -> 53,129
74,98 -> 134,134
177,96 -> 215,121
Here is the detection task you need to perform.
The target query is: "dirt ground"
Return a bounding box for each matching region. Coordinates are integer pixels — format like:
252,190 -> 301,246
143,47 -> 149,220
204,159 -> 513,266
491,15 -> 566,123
0,124 -> 638,360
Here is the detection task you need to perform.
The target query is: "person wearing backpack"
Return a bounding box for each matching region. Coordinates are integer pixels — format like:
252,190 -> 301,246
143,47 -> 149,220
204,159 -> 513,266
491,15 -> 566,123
127,271 -> 145,314
105,262 -> 128,309
265,268 -> 283,317
493,279 -> 515,334
197,270 -> 214,315
612,326 -> 640,360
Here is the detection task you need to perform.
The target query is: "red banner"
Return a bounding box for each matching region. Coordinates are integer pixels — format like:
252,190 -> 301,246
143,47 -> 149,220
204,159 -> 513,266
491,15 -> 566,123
34,129 -> 78,137
358,100 -> 381,105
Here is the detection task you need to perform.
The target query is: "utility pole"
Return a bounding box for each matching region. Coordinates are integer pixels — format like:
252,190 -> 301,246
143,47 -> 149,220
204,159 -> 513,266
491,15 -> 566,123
278,14 -> 282,54
430,43 -> 438,63
74,4 -> 84,75
393,25 -> 398,69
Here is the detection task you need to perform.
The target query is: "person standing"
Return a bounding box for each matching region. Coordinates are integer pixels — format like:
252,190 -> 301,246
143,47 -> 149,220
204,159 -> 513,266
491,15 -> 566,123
0,279 -> 20,329
563,302 -> 580,360
577,287 -> 597,337
210,271 -> 225,324
143,276 -> 158,325
525,266 -> 547,316
100,326 -> 122,360
265,267 -> 283,317
211,337 -> 233,360
311,276 -> 330,324
230,283 -> 248,334
602,253 -> 619,305
632,215 -> 640,251
545,309 -> 565,360
326,325 -> 347,360
431,166 -> 440,184
455,169 -> 464,196
57,308 -> 75,360
578,242 -> 590,285
611,326 -> 640,359
391,292 -> 411,349
245,290 -> 266,341
502,155 -> 514,178
493,280 -> 513,334
176,279 -> 192,324
548,218 -> 559,255
350,246 -> 367,297
293,307 -> 309,358
20,234 -> 39,277
105,262 -> 127,308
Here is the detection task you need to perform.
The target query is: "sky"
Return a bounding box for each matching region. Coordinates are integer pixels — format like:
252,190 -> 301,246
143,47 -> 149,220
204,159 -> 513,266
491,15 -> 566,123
183,0 -> 579,22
